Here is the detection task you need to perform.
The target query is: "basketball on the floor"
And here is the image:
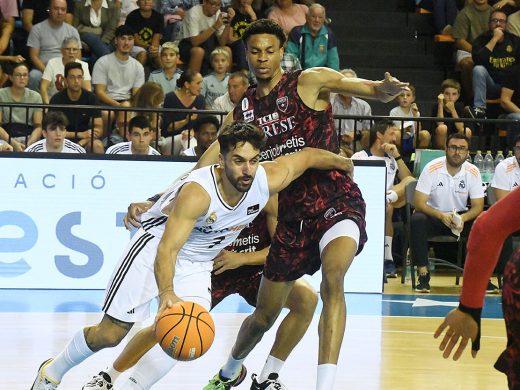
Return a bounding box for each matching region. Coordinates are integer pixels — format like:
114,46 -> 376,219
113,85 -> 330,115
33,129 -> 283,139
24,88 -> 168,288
155,301 -> 215,361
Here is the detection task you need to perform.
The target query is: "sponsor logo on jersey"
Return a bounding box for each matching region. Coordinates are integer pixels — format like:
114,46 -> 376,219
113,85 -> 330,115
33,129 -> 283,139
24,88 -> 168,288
206,211 -> 218,224
244,109 -> 255,122
257,112 -> 279,125
247,204 -> 260,215
276,96 -> 289,112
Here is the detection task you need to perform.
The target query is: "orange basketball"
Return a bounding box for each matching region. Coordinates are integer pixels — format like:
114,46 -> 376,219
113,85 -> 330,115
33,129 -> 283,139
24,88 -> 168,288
155,301 -> 215,361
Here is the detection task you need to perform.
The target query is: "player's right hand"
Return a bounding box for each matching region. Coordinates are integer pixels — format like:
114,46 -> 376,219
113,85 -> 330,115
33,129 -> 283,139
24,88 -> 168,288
155,290 -> 182,322
123,201 -> 154,230
439,212 -> 454,229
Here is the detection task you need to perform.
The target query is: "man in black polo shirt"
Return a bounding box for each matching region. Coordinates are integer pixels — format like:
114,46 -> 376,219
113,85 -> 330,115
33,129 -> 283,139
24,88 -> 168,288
50,61 -> 104,153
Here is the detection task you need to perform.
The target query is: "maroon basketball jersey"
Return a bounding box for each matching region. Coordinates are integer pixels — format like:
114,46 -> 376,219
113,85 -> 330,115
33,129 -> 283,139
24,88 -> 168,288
233,70 -> 362,221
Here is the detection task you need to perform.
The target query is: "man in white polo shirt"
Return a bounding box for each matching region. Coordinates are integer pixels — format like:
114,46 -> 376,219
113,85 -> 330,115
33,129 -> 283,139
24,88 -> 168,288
411,133 -> 484,292
105,116 -> 160,155
352,119 -> 414,279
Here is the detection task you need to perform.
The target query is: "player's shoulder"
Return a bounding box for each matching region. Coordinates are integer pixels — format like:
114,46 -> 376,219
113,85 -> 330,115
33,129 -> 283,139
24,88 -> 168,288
351,150 -> 368,160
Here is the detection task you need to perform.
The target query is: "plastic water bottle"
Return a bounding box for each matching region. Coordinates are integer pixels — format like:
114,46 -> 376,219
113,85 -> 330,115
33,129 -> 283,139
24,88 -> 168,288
494,150 -> 505,167
405,249 -> 412,283
474,150 -> 484,179
483,150 -> 495,183
507,150 -> 514,158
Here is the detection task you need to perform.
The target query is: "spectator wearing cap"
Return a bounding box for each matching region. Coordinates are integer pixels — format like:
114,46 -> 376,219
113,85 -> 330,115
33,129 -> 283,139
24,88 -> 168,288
286,3 -> 339,70
92,24 -> 145,140
27,0 -> 81,91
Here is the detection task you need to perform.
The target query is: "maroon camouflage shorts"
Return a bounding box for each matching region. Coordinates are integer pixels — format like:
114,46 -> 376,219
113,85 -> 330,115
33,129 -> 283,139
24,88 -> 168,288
494,247 -> 520,389
264,197 -> 367,282
210,265 -> 263,308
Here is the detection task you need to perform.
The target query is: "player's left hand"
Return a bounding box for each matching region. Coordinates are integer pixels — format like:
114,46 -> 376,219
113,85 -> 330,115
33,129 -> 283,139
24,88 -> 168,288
434,308 -> 479,360
370,72 -> 409,103
213,250 -> 245,275
123,201 -> 154,230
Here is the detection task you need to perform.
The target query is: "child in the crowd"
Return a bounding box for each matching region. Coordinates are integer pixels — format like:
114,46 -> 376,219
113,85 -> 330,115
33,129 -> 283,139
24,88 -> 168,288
201,47 -> 230,108
431,78 -> 472,149
148,42 -> 183,95
389,84 -> 431,154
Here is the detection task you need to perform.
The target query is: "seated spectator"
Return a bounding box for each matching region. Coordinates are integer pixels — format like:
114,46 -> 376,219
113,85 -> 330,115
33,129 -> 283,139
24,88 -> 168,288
411,133 -> 484,293
161,69 -> 204,154
267,0 -> 308,36
202,47 -> 230,108
352,120 -> 415,279
22,0 -> 75,30
491,134 -> 520,199
211,71 -> 249,112
130,81 -> 165,134
0,0 -> 17,56
106,115 -> 161,154
73,0 -> 120,61
116,0 -> 138,25
500,63 -> 520,145
0,62 -> 43,152
148,42 -> 183,94
0,139 -> 13,151
161,0 -> 200,42
331,68 -> 372,155
466,10 -> 520,120
417,0 -> 459,34
178,0 -> 237,74
49,62 -> 104,153
286,3 -> 339,70
389,84 -> 431,153
431,78 -> 471,149
228,0 -> 257,42
180,115 -> 218,156
25,111 -> 86,153
40,37 -> 92,104
452,0 -> 492,105
92,24 -> 145,139
125,0 -> 164,66
27,0 -> 81,91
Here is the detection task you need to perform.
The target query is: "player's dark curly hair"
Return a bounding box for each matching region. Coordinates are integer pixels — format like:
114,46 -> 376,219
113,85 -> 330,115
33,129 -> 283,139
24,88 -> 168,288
218,121 -> 266,155
242,19 -> 286,48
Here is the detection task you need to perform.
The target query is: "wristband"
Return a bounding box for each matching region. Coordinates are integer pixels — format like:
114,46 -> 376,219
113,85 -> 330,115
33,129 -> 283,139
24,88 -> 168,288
458,303 -> 482,351
395,156 -> 402,162
147,194 -> 161,203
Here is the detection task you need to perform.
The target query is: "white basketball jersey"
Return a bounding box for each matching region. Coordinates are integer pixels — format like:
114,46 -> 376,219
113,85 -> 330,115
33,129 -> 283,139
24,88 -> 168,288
140,164 -> 270,263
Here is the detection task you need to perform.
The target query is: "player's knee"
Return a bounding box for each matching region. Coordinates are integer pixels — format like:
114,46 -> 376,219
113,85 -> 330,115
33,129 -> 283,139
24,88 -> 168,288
286,283 -> 318,316
320,272 -> 345,300
252,308 -> 279,332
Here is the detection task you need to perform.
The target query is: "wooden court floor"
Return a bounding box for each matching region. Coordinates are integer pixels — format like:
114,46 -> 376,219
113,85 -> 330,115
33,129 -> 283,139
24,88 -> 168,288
1,275 -> 508,390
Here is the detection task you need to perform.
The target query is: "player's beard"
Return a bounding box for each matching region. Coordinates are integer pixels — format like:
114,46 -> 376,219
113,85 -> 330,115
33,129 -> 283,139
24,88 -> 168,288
225,166 -> 254,193
446,153 -> 465,169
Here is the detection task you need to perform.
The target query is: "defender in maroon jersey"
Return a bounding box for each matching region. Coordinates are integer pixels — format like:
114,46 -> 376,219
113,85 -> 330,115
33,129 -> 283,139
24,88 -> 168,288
202,19 -> 409,390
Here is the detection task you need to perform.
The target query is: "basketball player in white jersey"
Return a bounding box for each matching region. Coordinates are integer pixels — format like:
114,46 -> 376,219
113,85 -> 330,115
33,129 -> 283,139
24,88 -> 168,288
31,121 -> 354,390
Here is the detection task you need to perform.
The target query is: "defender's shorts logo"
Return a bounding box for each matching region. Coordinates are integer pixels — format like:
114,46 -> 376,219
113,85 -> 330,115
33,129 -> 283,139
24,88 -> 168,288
324,207 -> 343,220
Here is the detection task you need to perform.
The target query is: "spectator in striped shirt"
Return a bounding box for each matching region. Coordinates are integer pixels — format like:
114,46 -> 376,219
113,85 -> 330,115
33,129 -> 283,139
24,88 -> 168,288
25,111 -> 86,153
106,115 -> 161,155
